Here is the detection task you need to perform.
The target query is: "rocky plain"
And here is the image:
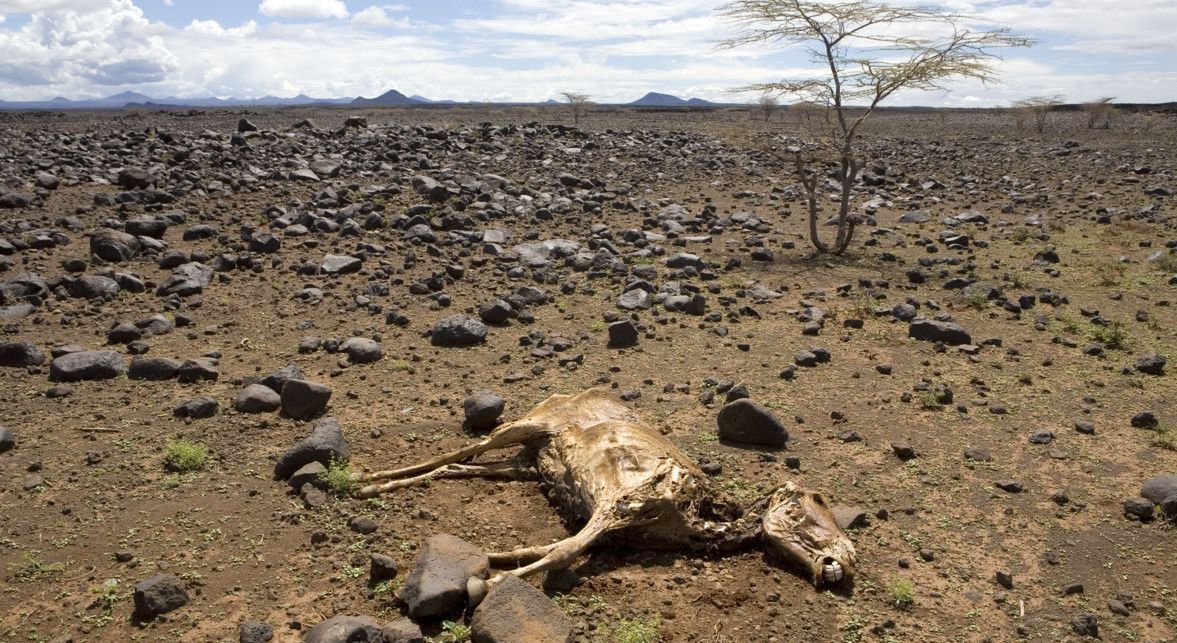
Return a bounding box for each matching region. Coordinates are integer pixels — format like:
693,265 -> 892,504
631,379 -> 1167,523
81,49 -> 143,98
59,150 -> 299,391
0,105 -> 1174,642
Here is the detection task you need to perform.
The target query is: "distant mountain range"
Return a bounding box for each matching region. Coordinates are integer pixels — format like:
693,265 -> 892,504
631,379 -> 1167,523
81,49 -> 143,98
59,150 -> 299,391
0,91 -> 353,110
0,89 -> 735,110
626,92 -> 727,107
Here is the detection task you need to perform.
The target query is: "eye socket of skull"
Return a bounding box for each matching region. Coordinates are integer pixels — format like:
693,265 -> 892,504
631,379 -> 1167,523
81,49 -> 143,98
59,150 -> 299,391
761,484 -> 857,586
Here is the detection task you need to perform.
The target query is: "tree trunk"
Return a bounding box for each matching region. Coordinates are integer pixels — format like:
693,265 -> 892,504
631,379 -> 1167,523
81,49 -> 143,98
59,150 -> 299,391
806,189 -> 829,254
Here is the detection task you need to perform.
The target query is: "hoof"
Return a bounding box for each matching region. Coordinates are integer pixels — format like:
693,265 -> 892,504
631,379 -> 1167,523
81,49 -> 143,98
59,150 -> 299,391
822,560 -> 844,584
467,577 -> 488,607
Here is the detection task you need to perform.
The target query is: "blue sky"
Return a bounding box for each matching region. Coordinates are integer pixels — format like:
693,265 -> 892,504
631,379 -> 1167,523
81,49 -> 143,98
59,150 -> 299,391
0,0 -> 1174,105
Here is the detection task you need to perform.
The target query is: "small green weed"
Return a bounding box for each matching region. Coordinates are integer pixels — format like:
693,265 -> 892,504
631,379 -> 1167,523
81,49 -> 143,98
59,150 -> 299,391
1094,260 -> 1128,286
11,551 -> 66,582
1153,252 -> 1177,273
1149,426 -> 1176,451
81,579 -> 121,628
921,391 -> 944,411
888,578 -> 915,609
432,620 -> 471,643
1008,272 -> 1031,289
961,290 -> 990,310
613,615 -> 661,643
317,458 -> 355,496
164,439 -> 207,472
841,616 -> 866,643
1091,321 -> 1128,350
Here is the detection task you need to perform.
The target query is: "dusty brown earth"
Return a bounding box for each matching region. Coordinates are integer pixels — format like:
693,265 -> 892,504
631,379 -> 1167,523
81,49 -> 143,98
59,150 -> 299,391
0,105 -> 1174,643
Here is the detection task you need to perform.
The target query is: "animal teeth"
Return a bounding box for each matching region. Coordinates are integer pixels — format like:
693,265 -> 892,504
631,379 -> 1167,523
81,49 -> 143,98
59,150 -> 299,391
822,561 -> 844,582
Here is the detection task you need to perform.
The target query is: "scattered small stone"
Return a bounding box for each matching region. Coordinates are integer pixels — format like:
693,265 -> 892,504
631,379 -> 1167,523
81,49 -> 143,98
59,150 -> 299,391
133,574 -> 188,619
431,315 -> 488,347
239,620 -> 274,643
173,397 -> 218,420
607,320 -> 639,348
890,441 -> 916,460
463,391 -> 505,431
1071,613 -> 1098,638
964,446 -> 992,462
1123,497 -> 1154,521
1130,411 -> 1158,429
832,506 -> 868,530
1135,353 -> 1167,375
348,516 -> 378,534
995,480 -> 1023,493
715,399 -> 788,447
370,553 -> 398,584
274,416 -> 349,480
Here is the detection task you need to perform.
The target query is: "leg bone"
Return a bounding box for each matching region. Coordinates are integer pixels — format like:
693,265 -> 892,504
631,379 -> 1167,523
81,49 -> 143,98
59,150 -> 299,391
356,419 -> 544,485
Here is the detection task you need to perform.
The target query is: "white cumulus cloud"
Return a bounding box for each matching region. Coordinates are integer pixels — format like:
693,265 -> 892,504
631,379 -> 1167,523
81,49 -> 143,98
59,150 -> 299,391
0,0 -> 109,10
351,5 -> 408,29
185,18 -> 259,38
258,0 -> 348,20
0,0 -> 177,93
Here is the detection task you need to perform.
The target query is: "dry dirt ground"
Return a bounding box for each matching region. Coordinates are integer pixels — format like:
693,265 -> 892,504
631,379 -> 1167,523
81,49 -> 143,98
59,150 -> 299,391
0,105 -> 1174,643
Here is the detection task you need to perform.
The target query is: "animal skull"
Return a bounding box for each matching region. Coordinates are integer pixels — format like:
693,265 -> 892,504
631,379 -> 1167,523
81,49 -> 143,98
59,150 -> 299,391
761,482 -> 858,586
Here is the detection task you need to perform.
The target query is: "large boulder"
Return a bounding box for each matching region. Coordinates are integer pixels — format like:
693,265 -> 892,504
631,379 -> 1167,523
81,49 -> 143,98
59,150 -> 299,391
321,254 -> 362,275
125,217 -> 168,239
607,320 -> 639,348
133,574 -> 188,619
118,167 -> 153,190
49,350 -> 125,382
340,337 -> 383,364
235,384 -> 281,413
261,364 -> 303,394
173,396 -> 218,420
273,416 -> 349,480
68,275 -> 120,300
431,316 -> 487,347
908,318 -> 972,345
716,399 -> 789,447
90,229 -> 140,262
281,379 -> 332,420
0,340 -> 45,367
156,262 -> 212,297
1141,474 -> 1177,520
402,534 -> 490,619
470,574 -> 574,643
127,356 -> 183,381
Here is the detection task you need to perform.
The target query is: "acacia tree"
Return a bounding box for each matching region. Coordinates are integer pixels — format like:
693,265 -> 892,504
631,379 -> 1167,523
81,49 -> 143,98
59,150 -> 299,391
719,1 -> 1031,255
1012,95 -> 1063,133
561,92 -> 591,125
757,94 -> 780,122
1081,97 -> 1116,129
